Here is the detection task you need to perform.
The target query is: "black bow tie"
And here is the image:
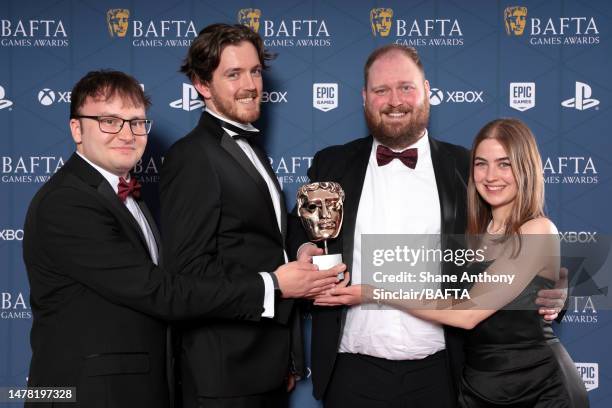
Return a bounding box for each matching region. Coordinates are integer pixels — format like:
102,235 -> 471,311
214,116 -> 259,141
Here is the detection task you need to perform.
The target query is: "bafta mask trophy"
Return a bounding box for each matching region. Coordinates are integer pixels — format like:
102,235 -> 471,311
297,182 -> 345,279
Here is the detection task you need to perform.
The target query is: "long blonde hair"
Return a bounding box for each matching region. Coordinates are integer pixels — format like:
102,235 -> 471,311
466,118 -> 545,239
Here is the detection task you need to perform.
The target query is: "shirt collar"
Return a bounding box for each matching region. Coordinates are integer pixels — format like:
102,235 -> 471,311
76,151 -> 125,194
205,107 -> 259,136
372,128 -> 430,154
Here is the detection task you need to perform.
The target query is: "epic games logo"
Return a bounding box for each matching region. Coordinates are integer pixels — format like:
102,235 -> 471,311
575,363 -> 598,391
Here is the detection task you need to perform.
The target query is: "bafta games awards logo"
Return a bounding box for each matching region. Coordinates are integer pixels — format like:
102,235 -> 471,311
370,9 -> 463,47
1,18 -> 68,47
169,83 -> 204,112
107,9 -> 130,38
2,156 -> 65,183
509,82 -> 535,111
1,291 -> 31,319
543,156 -> 598,185
105,9 -> 196,47
238,9 -> 261,33
370,8 -> 393,37
504,6 -> 527,36
133,155 -> 163,184
562,82 -> 599,111
236,8 -> 330,47
502,6 -> 599,45
269,156 -> 313,189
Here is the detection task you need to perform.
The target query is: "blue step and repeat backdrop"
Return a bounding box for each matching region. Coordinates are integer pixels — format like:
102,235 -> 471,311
1,0 -> 611,406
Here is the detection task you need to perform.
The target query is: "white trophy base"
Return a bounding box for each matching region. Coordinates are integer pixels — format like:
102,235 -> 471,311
312,253 -> 344,280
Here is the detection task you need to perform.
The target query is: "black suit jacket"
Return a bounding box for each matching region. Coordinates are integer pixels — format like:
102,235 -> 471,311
289,135 -> 470,400
23,154 -> 265,408
159,111 -> 304,398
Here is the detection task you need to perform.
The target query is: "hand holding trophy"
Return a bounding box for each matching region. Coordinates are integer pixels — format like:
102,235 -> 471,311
296,182 -> 345,279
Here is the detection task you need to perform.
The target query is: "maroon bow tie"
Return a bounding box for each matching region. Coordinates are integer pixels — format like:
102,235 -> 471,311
376,145 -> 418,168
117,177 -> 141,202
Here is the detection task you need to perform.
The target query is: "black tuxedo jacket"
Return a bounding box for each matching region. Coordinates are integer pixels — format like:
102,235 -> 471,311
289,135 -> 470,400
23,154 -> 265,408
159,111 -> 303,398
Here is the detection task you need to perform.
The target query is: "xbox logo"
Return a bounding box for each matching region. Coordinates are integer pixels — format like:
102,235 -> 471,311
38,88 -> 56,106
429,88 -> 444,106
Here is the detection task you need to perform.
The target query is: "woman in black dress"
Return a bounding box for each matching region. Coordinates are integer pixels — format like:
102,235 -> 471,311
318,118 -> 589,407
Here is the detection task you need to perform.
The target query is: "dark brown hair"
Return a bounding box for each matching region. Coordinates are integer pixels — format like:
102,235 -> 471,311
364,44 -> 425,86
467,118 -> 545,239
70,70 -> 150,118
181,23 -> 275,84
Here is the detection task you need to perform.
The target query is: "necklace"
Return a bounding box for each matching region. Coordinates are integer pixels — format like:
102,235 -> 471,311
487,220 -> 505,234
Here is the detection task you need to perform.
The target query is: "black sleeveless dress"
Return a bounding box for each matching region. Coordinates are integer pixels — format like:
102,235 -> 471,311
458,274 -> 589,407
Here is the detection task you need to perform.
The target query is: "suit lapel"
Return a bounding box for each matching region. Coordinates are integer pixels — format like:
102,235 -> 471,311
220,134 -> 273,201
136,199 -> 162,264
96,180 -> 152,255
198,112 -> 284,242
341,137 -> 373,273
250,141 -> 287,241
429,137 -> 457,236
63,154 -> 155,259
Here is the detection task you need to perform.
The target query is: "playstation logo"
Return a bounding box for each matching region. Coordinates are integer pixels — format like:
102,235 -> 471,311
561,82 -> 599,111
169,83 -> 205,111
0,85 -> 14,110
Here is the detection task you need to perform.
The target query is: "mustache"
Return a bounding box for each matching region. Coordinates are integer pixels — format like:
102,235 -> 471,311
236,91 -> 258,99
381,106 -> 411,115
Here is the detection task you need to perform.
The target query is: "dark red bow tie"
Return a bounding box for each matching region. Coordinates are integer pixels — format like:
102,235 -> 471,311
117,177 -> 141,202
376,145 -> 418,168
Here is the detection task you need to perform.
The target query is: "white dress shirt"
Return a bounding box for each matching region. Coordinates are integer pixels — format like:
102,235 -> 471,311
338,130 -> 446,360
76,152 -> 159,265
206,108 -> 286,318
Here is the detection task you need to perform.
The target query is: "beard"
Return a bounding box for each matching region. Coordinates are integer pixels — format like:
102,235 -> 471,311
365,97 -> 430,150
208,88 -> 261,124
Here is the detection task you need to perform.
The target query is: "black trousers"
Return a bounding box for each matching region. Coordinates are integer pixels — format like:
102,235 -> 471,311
193,387 -> 288,408
324,351 -> 456,408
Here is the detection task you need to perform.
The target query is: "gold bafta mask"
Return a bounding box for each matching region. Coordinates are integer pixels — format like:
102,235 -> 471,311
297,182 -> 345,242
107,9 -> 130,38
238,8 -> 261,33
504,6 -> 527,36
370,8 -> 393,37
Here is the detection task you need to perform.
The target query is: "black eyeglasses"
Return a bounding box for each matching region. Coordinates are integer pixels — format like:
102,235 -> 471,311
73,115 -> 152,136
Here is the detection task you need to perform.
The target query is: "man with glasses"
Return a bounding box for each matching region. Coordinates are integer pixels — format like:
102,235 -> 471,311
22,70 -> 337,408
